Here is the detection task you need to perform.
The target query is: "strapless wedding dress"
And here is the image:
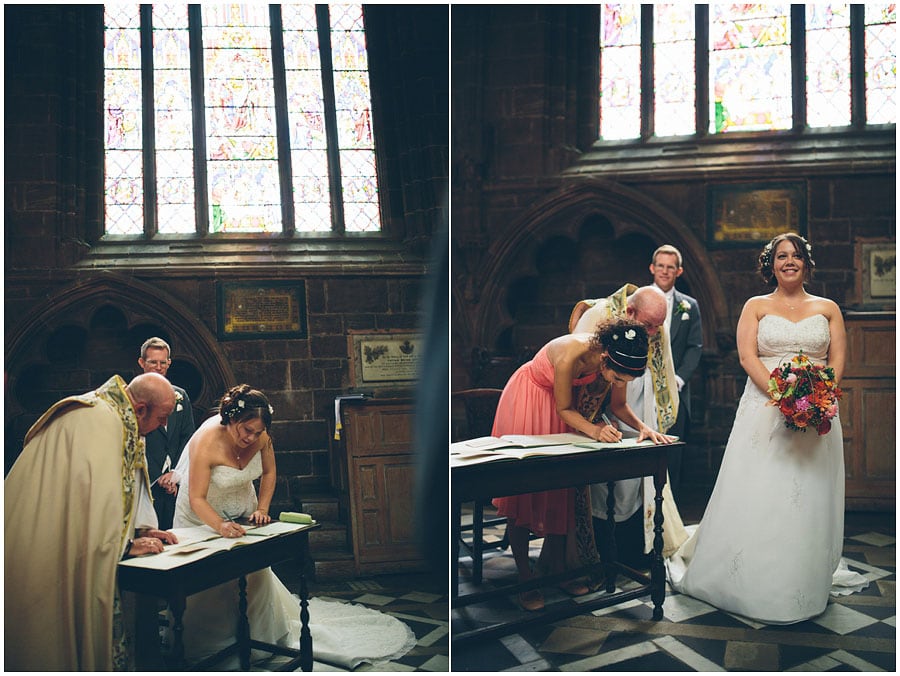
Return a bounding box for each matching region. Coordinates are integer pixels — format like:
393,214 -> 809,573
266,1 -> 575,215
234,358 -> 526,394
666,314 -> 868,624
172,447 -> 417,668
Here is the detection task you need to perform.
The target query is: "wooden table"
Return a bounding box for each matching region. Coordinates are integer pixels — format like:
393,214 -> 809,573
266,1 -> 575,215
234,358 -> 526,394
452,442 -> 680,645
118,523 -> 320,671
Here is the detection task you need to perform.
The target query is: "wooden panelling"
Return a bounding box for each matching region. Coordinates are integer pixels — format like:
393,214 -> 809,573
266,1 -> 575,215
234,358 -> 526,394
343,400 -> 426,573
842,313 -> 895,510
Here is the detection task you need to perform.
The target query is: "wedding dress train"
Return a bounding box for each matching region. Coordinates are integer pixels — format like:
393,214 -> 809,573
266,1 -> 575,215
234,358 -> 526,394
172,433 -> 417,668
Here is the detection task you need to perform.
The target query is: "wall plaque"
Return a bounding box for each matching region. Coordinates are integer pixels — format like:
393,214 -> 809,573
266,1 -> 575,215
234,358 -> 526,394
348,330 -> 422,389
708,182 -> 806,247
855,239 -> 896,308
217,281 -> 307,340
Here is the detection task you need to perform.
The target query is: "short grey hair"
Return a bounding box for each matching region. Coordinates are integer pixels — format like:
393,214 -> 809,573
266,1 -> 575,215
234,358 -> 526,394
140,337 -> 171,360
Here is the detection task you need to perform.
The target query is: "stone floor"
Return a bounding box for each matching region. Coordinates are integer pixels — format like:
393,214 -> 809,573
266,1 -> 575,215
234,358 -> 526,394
452,506 -> 895,672
265,568 -> 449,672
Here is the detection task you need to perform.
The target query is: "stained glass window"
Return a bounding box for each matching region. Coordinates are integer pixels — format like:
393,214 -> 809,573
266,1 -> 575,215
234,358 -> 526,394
203,5 -> 280,233
598,4 -> 894,140
600,4 -> 641,140
153,4 -> 196,234
709,4 -> 792,133
282,5 -> 330,232
865,4 -> 897,125
654,4 -> 695,137
103,4 -> 382,236
806,4 -> 851,128
330,5 -> 379,233
104,5 -> 143,235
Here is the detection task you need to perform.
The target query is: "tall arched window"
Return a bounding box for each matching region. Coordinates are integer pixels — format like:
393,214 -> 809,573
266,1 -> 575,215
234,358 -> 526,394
599,3 -> 896,140
104,4 -> 381,237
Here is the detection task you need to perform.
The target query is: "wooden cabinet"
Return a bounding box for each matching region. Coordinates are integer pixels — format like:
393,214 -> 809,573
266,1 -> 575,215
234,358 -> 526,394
341,399 -> 426,574
842,312 -> 895,510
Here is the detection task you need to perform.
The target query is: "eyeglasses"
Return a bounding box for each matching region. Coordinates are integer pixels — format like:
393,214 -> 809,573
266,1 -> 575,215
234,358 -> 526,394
144,360 -> 171,367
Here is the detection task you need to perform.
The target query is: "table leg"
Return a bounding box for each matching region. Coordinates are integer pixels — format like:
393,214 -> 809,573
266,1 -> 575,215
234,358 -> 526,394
168,594 -> 186,669
604,481 -> 618,593
238,575 -> 251,669
650,474 -> 666,620
472,502 -> 484,584
133,594 -> 166,670
299,567 -> 313,672
452,499 -> 461,600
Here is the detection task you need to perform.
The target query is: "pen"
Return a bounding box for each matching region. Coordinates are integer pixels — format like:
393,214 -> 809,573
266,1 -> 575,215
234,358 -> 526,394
600,413 -> 622,442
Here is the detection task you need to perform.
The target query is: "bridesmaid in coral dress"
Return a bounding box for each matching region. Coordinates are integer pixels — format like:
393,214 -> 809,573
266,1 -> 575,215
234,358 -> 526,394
492,317 -> 671,611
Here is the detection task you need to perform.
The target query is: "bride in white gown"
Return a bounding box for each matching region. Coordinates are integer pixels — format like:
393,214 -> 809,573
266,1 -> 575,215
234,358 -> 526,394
666,234 -> 868,624
172,385 -> 416,668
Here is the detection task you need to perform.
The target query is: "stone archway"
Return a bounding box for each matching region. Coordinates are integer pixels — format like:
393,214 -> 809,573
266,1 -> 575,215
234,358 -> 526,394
470,180 -> 730,355
5,271 -> 235,471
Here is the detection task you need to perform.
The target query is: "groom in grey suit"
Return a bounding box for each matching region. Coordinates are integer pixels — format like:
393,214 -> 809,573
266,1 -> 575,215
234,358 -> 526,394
138,337 -> 196,529
649,245 -> 702,501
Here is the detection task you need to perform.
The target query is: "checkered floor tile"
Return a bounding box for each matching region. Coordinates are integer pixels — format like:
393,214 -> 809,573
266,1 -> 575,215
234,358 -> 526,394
453,509 -> 895,671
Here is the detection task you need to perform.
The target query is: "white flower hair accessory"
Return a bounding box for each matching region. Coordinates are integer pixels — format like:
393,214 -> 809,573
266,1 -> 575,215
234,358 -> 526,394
237,399 -> 246,409
268,404 -> 274,415
624,329 -> 636,340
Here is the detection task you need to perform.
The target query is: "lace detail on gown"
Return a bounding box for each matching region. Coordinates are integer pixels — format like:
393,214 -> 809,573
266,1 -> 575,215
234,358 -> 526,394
665,314 -> 869,624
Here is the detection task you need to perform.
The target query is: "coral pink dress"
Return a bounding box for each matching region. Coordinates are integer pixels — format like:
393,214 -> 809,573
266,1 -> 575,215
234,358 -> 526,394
491,344 -> 598,536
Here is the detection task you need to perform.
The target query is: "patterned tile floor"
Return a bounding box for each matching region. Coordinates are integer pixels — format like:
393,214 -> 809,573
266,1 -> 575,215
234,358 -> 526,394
452,507 -> 895,672
267,568 -> 449,672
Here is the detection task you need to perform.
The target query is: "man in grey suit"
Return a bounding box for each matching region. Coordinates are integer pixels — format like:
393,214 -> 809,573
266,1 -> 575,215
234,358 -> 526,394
649,244 -> 702,501
138,337 -> 195,529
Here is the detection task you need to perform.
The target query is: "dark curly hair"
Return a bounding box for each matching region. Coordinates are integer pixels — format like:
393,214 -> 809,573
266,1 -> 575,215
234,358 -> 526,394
758,232 -> 815,287
219,384 -> 273,429
589,317 -> 649,376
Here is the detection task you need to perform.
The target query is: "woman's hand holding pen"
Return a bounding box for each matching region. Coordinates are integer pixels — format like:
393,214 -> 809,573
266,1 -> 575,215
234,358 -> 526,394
218,514 -> 246,538
596,413 -> 622,443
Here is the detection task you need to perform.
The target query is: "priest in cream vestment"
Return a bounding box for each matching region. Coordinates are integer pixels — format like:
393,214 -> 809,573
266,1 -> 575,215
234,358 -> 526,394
568,284 -> 689,574
5,373 -> 177,671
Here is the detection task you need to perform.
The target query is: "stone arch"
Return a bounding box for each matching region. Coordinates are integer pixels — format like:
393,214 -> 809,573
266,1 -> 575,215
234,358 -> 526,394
5,271 -> 235,470
472,180 -> 730,354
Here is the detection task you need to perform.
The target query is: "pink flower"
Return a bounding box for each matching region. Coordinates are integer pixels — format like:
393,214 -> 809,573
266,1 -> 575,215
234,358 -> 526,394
826,404 -> 837,418
786,373 -> 797,384
795,396 -> 810,411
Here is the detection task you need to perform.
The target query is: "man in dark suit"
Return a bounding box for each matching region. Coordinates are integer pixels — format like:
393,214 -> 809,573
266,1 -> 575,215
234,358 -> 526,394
649,245 -> 702,501
138,337 -> 195,529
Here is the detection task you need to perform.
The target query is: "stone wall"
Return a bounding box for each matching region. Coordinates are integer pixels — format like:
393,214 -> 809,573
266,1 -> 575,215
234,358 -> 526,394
451,5 -> 896,498
4,5 -> 448,513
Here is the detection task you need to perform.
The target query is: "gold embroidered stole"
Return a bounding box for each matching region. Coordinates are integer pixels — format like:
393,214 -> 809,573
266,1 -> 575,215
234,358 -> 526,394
26,375 -> 148,549
604,284 -> 679,432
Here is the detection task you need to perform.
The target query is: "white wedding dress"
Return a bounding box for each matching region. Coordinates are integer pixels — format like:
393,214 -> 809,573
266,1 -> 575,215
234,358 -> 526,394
172,425 -> 417,668
666,314 -> 868,624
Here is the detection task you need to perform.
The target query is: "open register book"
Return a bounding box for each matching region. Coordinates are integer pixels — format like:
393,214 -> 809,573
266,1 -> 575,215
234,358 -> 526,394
451,433 -> 675,466
451,432 -> 592,454
118,520 -> 314,570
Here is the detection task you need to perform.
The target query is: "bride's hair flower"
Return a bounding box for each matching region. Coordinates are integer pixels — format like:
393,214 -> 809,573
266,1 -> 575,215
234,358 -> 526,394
624,329 -> 636,340
767,351 -> 842,436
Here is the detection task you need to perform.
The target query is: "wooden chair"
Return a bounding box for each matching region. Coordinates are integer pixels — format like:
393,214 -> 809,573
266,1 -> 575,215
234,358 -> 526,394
452,388 -> 507,584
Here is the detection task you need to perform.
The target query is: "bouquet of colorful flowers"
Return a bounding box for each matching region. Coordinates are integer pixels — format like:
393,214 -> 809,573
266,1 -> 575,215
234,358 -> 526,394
767,351 -> 842,435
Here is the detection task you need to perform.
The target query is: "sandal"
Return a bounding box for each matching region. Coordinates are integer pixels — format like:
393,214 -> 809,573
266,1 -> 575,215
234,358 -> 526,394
517,589 -> 545,611
558,578 -> 590,596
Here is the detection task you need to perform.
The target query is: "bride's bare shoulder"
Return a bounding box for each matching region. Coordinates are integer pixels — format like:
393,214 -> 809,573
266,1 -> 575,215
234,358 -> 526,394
807,294 -> 841,315
741,294 -> 774,316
